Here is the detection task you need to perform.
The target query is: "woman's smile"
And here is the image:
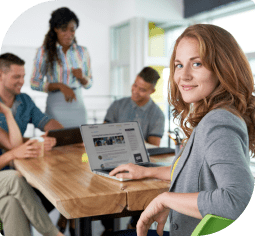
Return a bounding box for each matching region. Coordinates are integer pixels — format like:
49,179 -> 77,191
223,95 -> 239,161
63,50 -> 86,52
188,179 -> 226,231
181,85 -> 198,91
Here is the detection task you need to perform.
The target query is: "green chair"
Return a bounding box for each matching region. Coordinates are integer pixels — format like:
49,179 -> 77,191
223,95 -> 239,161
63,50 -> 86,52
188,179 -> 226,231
191,214 -> 234,236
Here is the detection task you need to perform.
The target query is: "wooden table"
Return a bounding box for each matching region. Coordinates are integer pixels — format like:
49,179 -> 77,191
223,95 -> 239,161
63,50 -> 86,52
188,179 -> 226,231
14,144 -> 174,235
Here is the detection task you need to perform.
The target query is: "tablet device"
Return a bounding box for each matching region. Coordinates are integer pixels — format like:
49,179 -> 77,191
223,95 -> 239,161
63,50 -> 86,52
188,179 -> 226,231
48,127 -> 83,147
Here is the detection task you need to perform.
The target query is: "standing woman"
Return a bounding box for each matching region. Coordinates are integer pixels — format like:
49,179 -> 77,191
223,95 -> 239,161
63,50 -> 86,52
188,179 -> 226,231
31,7 -> 92,128
30,7 -> 92,235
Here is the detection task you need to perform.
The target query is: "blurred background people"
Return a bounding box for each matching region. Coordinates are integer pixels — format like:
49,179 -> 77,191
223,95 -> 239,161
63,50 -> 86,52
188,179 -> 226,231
102,67 -> 165,234
104,67 -> 164,146
0,101 -> 64,236
30,7 -> 92,128
0,53 -> 63,158
30,7 -> 92,235
0,52 -> 65,233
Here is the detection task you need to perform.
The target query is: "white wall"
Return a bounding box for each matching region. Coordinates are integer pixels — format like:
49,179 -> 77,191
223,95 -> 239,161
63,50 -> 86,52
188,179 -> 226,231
108,0 -> 184,26
108,0 -> 137,26
135,0 -> 183,21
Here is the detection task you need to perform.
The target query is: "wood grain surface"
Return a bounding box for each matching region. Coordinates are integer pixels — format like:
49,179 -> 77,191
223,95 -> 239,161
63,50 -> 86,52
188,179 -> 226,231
14,144 -> 173,219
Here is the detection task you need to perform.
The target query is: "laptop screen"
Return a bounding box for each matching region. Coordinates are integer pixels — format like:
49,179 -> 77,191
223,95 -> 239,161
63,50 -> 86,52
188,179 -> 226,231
80,122 -> 150,170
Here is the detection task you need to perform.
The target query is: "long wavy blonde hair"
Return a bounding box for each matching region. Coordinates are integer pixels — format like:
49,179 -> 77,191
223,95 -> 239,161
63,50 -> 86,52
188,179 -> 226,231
169,24 -> 255,156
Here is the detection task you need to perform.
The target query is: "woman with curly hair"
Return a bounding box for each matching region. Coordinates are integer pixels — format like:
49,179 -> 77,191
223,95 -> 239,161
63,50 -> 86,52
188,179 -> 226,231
110,24 -> 255,236
30,7 -> 92,128
30,7 -> 92,235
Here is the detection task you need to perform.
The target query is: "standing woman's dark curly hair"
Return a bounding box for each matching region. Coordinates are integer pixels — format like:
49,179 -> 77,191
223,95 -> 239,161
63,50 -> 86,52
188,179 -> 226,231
43,7 -> 79,72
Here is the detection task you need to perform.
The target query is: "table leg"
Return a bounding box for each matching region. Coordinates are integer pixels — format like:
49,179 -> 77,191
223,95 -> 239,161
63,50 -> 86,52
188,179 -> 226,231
75,217 -> 92,236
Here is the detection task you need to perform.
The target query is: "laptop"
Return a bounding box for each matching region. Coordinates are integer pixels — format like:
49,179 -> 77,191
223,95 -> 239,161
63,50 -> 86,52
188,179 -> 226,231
80,121 -> 166,181
48,127 -> 83,147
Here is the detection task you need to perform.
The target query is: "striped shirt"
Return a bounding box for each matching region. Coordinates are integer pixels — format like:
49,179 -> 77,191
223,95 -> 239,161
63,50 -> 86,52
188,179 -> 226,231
30,43 -> 92,92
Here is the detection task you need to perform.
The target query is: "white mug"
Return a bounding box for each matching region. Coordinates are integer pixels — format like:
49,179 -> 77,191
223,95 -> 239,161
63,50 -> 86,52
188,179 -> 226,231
30,137 -> 44,158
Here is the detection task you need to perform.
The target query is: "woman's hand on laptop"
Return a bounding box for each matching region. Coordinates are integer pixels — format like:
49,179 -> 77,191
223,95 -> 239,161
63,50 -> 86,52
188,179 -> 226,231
109,163 -> 147,180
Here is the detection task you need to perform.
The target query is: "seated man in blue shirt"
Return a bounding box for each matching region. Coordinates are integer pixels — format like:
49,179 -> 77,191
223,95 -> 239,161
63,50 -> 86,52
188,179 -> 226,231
102,67 -> 165,234
0,53 -> 64,212
0,100 -> 64,236
0,53 -> 63,150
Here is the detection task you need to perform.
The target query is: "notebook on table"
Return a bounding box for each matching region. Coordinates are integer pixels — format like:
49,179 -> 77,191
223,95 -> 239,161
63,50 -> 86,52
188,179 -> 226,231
147,147 -> 175,156
80,121 -> 165,181
48,127 -> 83,147
145,142 -> 175,156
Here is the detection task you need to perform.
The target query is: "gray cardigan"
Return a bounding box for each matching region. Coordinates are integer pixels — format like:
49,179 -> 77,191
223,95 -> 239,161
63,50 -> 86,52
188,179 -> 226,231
168,109 -> 254,236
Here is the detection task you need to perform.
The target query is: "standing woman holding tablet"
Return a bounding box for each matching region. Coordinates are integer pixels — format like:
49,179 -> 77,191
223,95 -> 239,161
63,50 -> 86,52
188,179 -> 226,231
30,7 -> 92,235
110,24 -> 255,236
30,7 -> 92,128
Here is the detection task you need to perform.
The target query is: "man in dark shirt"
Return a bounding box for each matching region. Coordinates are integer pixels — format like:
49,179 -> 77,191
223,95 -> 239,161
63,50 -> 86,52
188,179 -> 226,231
102,67 -> 165,234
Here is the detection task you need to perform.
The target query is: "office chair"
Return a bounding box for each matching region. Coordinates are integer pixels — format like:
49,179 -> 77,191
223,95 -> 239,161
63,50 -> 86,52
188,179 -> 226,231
110,214 -> 234,236
191,214 -> 234,236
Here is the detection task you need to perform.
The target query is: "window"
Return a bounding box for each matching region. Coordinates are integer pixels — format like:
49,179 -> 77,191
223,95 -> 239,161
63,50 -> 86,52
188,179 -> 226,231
110,23 -> 131,97
211,8 -> 255,54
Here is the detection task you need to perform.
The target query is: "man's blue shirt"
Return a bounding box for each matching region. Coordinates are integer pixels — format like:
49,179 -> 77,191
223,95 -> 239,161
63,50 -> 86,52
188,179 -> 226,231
0,93 -> 52,170
0,93 -> 51,135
